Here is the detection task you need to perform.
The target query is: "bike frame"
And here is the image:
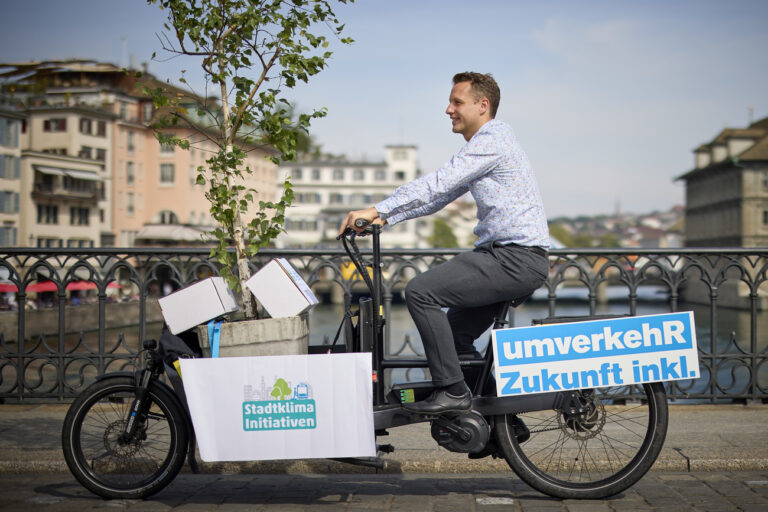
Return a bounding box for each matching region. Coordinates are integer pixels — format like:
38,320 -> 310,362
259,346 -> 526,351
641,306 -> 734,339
340,226 -> 567,432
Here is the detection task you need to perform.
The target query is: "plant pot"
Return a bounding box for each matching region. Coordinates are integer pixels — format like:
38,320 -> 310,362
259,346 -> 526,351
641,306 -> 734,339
196,315 -> 308,357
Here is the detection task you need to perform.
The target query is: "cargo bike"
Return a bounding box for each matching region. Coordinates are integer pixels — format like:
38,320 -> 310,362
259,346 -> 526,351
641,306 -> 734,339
61,222 -> 669,500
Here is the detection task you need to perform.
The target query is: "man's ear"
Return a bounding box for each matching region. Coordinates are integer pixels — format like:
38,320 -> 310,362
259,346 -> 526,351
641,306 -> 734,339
479,97 -> 490,116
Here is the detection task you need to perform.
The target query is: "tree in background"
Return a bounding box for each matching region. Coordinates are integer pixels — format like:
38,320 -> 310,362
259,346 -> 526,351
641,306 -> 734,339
428,218 -> 459,248
147,0 -> 353,319
598,233 -> 621,248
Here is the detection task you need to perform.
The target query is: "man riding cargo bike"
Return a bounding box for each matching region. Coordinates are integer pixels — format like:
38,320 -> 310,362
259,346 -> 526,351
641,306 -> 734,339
61,72 -> 672,501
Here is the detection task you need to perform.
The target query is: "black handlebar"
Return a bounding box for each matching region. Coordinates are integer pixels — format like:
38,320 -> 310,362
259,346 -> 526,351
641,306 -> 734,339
337,218 -> 376,240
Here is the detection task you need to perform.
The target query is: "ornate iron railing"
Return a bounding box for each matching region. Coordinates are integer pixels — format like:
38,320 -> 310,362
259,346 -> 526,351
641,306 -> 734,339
0,247 -> 766,403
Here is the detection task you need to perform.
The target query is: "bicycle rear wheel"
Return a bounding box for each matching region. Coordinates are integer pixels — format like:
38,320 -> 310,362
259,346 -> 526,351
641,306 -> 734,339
62,376 -> 189,499
495,382 -> 668,499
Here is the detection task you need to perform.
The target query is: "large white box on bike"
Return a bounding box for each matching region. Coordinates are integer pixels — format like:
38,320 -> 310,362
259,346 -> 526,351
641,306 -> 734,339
179,353 -> 375,461
158,277 -> 239,334
246,258 -> 318,318
491,312 -> 699,396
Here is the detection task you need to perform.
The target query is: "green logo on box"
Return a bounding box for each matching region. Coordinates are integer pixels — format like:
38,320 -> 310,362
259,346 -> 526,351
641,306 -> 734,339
242,377 -> 317,431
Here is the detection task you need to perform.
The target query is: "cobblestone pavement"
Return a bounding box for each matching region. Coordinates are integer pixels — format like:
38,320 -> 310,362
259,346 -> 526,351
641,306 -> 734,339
1,471 -> 767,511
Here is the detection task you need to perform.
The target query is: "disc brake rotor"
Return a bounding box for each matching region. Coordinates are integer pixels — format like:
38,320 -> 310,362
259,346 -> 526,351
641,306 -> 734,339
558,395 -> 606,440
103,420 -> 142,458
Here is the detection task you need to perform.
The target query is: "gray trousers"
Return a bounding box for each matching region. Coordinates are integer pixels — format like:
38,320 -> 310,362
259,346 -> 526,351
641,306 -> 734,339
405,242 -> 549,386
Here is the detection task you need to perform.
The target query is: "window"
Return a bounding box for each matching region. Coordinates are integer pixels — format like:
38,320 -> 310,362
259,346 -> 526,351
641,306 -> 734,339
126,162 -> 135,185
0,225 -> 16,246
329,193 -> 343,204
43,118 -> 66,132
311,168 -> 321,181
333,168 -> 344,181
762,171 -> 768,189
70,207 -> 89,226
0,191 -> 19,213
95,148 -> 107,162
119,102 -> 127,119
375,169 -> 387,181
63,176 -> 94,194
126,192 -> 135,215
285,219 -> 318,231
37,204 -> 58,224
78,146 -> 93,159
127,131 -> 135,152
394,171 -> 406,180
158,210 -> 179,224
763,210 -> 768,226
353,169 -> 365,181
160,163 -> 175,184
0,155 -> 20,179
160,140 -> 175,154
142,103 -> 153,122
291,168 -> 303,180
79,118 -> 92,135
100,209 -> 105,223
38,237 -> 62,248
96,121 -> 106,137
0,118 -> 19,147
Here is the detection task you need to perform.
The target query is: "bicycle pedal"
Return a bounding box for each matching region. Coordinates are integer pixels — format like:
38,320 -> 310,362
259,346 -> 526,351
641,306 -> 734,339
377,444 -> 394,454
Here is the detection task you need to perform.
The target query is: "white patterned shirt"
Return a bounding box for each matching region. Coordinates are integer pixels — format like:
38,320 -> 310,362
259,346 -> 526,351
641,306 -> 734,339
375,119 -> 550,248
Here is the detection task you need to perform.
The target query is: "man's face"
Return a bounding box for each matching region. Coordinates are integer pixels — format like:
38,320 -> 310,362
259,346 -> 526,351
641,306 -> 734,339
446,81 -> 487,141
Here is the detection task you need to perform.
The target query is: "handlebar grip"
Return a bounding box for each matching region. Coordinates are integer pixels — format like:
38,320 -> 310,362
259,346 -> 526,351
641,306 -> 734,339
354,218 -> 370,229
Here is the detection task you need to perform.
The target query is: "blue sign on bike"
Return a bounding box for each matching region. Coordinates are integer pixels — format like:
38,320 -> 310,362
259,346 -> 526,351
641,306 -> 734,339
492,312 -> 699,396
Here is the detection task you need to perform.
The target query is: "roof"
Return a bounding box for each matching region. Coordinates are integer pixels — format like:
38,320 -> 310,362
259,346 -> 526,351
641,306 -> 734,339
739,136 -> 768,161
679,115 -> 768,180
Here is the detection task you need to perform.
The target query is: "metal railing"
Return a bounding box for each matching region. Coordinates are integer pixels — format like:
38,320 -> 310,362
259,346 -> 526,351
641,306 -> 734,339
0,246 -> 766,403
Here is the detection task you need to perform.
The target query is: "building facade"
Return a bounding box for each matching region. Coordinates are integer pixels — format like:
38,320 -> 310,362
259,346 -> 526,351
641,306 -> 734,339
0,60 -> 279,248
0,109 -> 24,247
677,116 -> 768,247
278,145 -> 430,248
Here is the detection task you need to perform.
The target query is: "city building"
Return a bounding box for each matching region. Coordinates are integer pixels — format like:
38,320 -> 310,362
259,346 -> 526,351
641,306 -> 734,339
278,145 -> 430,248
677,116 -> 768,247
20,105 -> 114,248
0,108 -> 24,247
0,59 -> 279,248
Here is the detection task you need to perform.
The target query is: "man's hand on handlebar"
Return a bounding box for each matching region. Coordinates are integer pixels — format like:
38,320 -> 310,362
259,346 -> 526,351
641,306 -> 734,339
337,207 -> 387,238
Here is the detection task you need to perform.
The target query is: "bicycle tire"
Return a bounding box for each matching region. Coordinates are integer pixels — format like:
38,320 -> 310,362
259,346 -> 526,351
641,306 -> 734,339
61,376 -> 189,499
495,382 -> 668,499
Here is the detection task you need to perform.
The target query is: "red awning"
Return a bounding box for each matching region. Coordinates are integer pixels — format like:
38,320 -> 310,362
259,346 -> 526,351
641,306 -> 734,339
0,281 -> 121,293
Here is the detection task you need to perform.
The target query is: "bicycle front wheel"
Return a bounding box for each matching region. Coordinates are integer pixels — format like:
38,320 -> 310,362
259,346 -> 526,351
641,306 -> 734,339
62,376 -> 189,499
496,382 -> 668,499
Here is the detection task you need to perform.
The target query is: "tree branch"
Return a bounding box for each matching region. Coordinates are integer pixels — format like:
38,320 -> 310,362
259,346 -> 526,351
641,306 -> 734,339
231,47 -> 281,136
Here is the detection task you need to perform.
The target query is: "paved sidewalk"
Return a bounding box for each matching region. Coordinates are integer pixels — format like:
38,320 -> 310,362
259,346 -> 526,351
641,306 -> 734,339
1,472 -> 768,511
0,403 -> 766,474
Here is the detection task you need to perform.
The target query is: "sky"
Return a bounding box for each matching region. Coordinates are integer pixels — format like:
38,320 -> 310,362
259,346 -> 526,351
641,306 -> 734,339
1,0 -> 767,218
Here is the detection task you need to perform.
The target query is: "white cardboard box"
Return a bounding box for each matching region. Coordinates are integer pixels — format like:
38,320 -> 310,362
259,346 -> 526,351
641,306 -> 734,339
158,277 -> 239,334
246,258 -> 318,318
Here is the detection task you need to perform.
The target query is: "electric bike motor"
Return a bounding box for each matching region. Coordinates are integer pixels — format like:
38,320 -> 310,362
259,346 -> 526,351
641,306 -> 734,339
430,412 -> 490,454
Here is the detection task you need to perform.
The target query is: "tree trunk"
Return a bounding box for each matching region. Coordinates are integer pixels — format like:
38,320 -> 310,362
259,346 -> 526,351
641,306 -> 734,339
219,63 -> 257,320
